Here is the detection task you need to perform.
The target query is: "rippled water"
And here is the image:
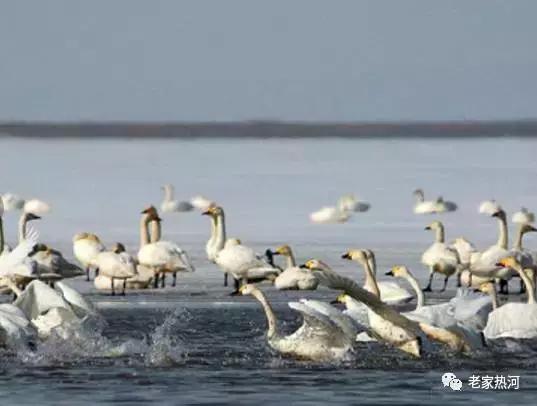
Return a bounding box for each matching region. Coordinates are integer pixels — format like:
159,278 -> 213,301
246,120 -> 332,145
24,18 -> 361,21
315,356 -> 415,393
1,136 -> 537,404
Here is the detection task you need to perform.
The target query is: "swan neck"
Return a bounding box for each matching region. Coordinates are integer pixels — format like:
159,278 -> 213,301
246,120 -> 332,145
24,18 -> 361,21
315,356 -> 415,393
362,260 -> 380,298
405,273 -> 425,308
435,225 -> 445,243
214,212 -> 227,253
18,213 -> 27,243
496,215 -> 508,249
150,220 -> 161,243
489,287 -> 499,310
514,265 -> 535,304
251,288 -> 278,339
140,214 -> 151,247
514,225 -> 524,250
0,217 -> 4,255
286,251 -> 296,268
163,185 -> 173,201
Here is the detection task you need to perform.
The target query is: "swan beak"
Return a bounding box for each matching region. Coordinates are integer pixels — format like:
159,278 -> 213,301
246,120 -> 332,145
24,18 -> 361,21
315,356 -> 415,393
341,253 -> 351,260
528,226 -> 537,233
329,299 -> 340,305
491,211 -> 501,218
299,263 -> 309,269
27,213 -> 41,221
385,270 -> 394,276
424,226 -> 431,230
267,249 -> 278,256
201,209 -> 212,216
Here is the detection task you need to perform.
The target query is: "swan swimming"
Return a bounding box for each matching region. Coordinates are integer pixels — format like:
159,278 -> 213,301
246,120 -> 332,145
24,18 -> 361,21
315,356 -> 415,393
161,184 -> 194,213
413,189 -> 457,214
268,245 -> 318,290
239,284 -> 357,361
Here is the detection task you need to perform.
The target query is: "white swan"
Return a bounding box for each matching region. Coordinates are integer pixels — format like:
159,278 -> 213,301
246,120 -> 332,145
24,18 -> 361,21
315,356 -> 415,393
309,206 -> 351,224
512,207 -> 535,225
269,245 -> 318,290
160,184 -> 194,213
413,189 -> 457,214
94,243 -> 137,295
1,193 -> 25,211
303,258 -> 475,357
137,206 -> 195,289
239,284 -> 356,361
509,223 -> 537,293
363,249 -> 413,305
421,221 -> 459,291
73,232 -> 105,281
23,198 -> 51,215
470,205 -> 513,293
31,244 -> 85,280
202,205 -> 278,293
483,257 -> 537,340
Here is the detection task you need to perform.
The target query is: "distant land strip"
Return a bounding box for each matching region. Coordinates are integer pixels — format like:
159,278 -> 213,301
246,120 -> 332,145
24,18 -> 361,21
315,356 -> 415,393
1,120 -> 537,138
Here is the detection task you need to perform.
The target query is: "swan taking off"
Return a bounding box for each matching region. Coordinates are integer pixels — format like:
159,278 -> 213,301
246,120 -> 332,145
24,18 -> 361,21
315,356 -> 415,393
160,184 -> 194,213
1,193 -> 25,211
239,284 -> 357,361
483,257 -> 537,340
421,221 -> 459,292
413,189 -> 457,214
268,245 -> 318,290
94,243 -> 137,295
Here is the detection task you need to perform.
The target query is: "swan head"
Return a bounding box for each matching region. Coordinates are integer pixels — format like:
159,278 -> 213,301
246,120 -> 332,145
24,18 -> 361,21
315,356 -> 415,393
300,259 -> 331,272
23,212 -> 41,222
491,209 -> 506,219
496,256 -> 519,269
273,245 -> 292,257
202,205 -> 223,217
413,189 -> 424,201
424,220 -> 443,231
112,242 -> 126,254
520,223 -> 537,235
341,249 -> 368,263
333,293 -> 351,305
238,284 -> 257,296
385,265 -> 410,278
477,281 -> 495,294
142,205 -> 159,216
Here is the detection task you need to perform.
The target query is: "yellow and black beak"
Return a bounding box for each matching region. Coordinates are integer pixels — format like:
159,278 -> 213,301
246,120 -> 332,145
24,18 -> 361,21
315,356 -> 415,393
341,252 -> 351,260
424,226 -> 431,230
385,270 -> 394,276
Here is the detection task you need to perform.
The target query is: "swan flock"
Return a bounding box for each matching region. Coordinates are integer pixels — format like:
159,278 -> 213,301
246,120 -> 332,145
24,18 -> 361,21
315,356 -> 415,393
0,184 -> 536,364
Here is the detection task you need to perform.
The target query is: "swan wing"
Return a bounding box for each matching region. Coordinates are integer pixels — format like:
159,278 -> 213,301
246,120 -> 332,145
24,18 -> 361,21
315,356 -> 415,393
299,299 -> 360,339
377,281 -> 413,305
288,301 -> 343,339
0,226 -> 38,274
484,303 -> 537,340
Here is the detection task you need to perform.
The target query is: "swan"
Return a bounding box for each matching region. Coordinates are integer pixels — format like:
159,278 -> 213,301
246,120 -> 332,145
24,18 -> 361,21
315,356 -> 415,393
268,245 -> 318,290
161,184 -> 194,213
450,237 -> 477,286
239,284 -> 356,361
137,206 -> 195,289
363,249 -> 413,305
94,243 -> 137,295
309,206 -> 351,224
512,207 -> 535,225
73,232 -> 105,281
482,257 -> 537,340
0,293 -> 36,349
202,205 -> 278,293
1,193 -> 24,211
470,205 -> 513,293
509,223 -> 537,293
386,265 -> 492,332
23,198 -> 51,215
421,221 -> 460,292
191,195 -> 215,211
303,258 -> 475,357
337,194 -> 370,213
413,189 -> 457,214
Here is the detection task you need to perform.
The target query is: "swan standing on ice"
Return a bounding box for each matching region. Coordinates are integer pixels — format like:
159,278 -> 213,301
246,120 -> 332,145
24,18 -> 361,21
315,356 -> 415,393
73,232 -> 105,281
138,206 -> 195,289
160,184 -> 194,213
421,221 -> 460,292
23,199 -> 51,215
94,243 -> 137,295
470,202 -> 512,294
413,189 -> 457,214
202,205 -> 278,294
267,245 -> 318,290
483,257 -> 537,340
1,193 -> 25,211
239,284 -> 357,361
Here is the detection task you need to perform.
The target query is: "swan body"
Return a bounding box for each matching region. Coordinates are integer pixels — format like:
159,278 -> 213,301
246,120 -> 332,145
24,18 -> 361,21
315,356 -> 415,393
73,232 -> 105,280
240,284 -> 356,361
413,189 -> 457,214
94,243 -> 137,295
23,199 -> 51,215
1,193 -> 24,211
269,245 -> 318,290
31,244 -> 84,279
309,206 -> 351,224
161,184 -> 194,213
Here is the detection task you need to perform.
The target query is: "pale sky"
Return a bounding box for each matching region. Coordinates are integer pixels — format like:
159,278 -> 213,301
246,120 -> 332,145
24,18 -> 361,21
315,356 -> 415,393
0,0 -> 536,122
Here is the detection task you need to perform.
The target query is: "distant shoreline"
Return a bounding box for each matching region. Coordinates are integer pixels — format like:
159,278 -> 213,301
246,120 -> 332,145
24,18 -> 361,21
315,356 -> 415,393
1,120 -> 537,138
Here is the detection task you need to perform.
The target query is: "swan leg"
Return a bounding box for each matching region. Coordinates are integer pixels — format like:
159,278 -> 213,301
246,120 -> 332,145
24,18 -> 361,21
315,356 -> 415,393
95,267 -> 100,277
440,275 -> 449,292
161,273 -> 166,288
423,271 -> 434,292
499,279 -> 509,295
86,267 -> 90,282
224,273 -> 228,287
230,278 -> 241,296
122,279 -> 127,296
172,272 -> 177,287
153,272 -> 159,289
111,277 -> 116,296
456,272 -> 462,287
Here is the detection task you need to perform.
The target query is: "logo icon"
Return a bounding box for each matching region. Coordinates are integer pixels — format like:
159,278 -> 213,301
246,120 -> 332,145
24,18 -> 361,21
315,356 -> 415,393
442,372 -> 461,391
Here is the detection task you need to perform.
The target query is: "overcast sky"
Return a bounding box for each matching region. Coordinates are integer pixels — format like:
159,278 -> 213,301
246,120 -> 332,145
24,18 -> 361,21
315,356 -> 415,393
0,0 -> 536,122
